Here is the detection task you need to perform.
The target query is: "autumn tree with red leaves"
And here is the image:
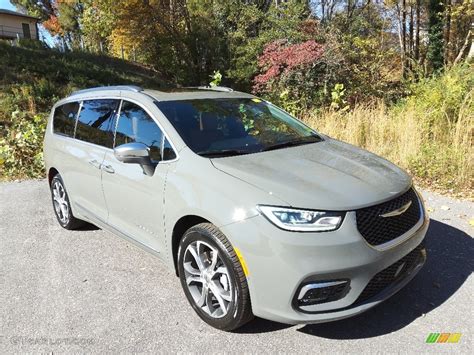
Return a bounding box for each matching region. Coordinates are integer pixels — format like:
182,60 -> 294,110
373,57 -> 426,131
253,39 -> 346,113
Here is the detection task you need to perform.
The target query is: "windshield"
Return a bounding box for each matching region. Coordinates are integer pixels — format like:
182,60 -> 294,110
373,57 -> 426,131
155,98 -> 322,157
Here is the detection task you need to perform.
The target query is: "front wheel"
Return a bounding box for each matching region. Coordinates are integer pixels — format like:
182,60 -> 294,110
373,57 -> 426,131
177,223 -> 253,331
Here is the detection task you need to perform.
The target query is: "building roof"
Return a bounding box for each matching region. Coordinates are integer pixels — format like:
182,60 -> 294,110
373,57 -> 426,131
0,8 -> 39,21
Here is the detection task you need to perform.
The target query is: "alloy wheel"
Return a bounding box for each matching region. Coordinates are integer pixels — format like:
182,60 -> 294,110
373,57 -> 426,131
183,240 -> 233,318
52,180 -> 69,224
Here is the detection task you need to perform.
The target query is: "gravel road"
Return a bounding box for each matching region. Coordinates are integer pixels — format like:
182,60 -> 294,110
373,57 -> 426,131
0,179 -> 472,353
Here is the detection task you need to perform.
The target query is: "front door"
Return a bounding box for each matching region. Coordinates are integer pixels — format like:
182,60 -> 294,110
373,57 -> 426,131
101,100 -> 170,253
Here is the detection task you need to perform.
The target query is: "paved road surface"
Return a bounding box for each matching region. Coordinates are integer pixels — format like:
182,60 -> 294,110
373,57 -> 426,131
0,180 -> 472,353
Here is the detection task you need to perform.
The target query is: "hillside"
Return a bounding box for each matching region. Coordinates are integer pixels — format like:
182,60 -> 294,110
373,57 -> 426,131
0,41 -> 167,102
0,42 -> 168,179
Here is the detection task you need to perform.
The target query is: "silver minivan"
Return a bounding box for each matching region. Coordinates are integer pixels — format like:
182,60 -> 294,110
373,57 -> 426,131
43,85 -> 429,330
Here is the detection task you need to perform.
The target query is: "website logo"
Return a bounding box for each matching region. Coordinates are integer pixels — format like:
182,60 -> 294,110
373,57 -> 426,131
426,333 -> 462,343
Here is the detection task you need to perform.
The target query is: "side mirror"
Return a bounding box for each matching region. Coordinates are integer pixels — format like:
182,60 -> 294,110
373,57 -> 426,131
114,142 -> 155,176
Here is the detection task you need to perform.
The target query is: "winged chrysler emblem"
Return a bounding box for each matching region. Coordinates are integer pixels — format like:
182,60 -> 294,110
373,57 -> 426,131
380,200 -> 412,218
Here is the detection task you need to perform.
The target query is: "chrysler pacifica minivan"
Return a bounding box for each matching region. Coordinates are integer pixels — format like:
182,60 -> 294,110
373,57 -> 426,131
43,85 -> 429,330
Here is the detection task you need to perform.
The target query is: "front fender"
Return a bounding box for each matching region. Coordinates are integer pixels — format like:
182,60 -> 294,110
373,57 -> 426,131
163,148 -> 287,267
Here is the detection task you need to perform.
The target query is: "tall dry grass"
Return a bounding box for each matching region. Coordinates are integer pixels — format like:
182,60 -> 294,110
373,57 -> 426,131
303,93 -> 473,197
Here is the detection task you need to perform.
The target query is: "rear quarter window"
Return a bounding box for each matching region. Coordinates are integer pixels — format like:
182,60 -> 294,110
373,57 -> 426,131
53,102 -> 80,137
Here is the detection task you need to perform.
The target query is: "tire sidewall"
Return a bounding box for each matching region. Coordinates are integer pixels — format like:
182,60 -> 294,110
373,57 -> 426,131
50,174 -> 73,229
178,227 -> 243,330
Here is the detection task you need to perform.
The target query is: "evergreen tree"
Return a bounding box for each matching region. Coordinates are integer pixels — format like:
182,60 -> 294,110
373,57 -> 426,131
427,0 -> 445,71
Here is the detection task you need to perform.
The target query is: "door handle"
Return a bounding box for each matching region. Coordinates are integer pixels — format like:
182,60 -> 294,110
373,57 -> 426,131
89,159 -> 101,169
102,164 -> 115,174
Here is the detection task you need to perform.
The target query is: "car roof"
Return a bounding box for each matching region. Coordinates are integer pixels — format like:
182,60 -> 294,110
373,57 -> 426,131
67,85 -> 255,102
145,88 -> 255,101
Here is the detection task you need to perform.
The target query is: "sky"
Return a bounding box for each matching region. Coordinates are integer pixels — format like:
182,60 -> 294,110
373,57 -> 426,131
0,0 -> 15,11
0,0 -> 54,46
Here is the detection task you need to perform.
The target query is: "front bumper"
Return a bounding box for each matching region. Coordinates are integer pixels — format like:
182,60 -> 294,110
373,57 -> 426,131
220,210 -> 429,324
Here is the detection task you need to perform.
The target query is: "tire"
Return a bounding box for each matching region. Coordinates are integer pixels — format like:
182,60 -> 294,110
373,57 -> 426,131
50,174 -> 85,230
178,223 -> 253,331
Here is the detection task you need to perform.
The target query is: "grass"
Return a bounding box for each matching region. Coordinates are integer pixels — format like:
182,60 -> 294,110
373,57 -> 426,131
0,41 -> 167,94
303,65 -> 473,198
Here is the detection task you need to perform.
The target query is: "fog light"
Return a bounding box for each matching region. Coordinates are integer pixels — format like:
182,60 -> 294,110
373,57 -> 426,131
296,280 -> 350,307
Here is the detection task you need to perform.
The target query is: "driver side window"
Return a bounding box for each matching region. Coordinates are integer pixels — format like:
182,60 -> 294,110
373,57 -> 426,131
115,101 -> 164,162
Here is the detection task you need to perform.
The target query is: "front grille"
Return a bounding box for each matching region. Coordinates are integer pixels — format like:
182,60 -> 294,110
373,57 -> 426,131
356,188 -> 421,246
355,243 -> 425,304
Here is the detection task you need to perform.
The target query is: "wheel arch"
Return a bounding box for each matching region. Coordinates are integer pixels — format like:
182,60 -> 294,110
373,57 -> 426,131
48,167 -> 59,186
171,215 -> 211,276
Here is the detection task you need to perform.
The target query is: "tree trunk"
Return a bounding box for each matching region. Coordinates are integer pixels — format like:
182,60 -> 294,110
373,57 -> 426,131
402,0 -> 408,77
453,30 -> 472,65
415,0 -> 420,61
396,4 -> 405,76
321,1 -> 326,22
444,0 -> 452,64
409,5 -> 414,71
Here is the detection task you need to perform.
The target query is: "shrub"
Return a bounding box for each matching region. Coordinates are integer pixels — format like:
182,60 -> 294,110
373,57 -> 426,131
0,112 -> 46,179
17,38 -> 49,51
253,39 -> 345,115
303,64 -> 473,197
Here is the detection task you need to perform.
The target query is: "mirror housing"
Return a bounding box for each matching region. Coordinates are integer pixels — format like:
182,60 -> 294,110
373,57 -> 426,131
114,142 -> 155,176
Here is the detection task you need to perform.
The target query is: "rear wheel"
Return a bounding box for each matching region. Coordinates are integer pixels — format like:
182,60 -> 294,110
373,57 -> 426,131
50,174 -> 85,230
178,223 -> 253,331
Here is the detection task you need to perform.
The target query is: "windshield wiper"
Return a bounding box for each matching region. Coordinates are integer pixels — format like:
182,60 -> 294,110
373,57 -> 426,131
197,149 -> 250,158
261,136 -> 321,152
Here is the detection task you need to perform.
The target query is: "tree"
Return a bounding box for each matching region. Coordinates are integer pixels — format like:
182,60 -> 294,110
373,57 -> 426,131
225,1 -> 311,90
11,0 -> 470,103
10,0 -> 55,20
446,0 -> 474,65
427,0 -> 445,71
252,39 -> 331,111
81,0 -> 117,52
12,0 -> 83,50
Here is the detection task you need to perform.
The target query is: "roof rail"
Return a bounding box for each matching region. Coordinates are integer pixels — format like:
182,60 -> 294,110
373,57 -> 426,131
195,86 -> 234,92
71,85 -> 144,96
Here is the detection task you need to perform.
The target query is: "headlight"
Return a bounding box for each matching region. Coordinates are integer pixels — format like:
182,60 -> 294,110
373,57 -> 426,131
258,205 -> 345,232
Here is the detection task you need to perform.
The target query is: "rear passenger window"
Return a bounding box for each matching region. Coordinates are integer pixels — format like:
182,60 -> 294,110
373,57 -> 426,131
53,102 -> 80,137
75,99 -> 119,148
115,101 -> 163,162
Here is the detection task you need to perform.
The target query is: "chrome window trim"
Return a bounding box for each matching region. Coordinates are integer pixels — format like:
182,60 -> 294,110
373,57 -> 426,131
73,100 -> 83,138
112,99 -> 123,148
51,93 -> 180,164
160,134 -> 165,159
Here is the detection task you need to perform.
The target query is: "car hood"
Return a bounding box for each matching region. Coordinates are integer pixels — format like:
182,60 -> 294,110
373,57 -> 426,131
211,138 -> 412,211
